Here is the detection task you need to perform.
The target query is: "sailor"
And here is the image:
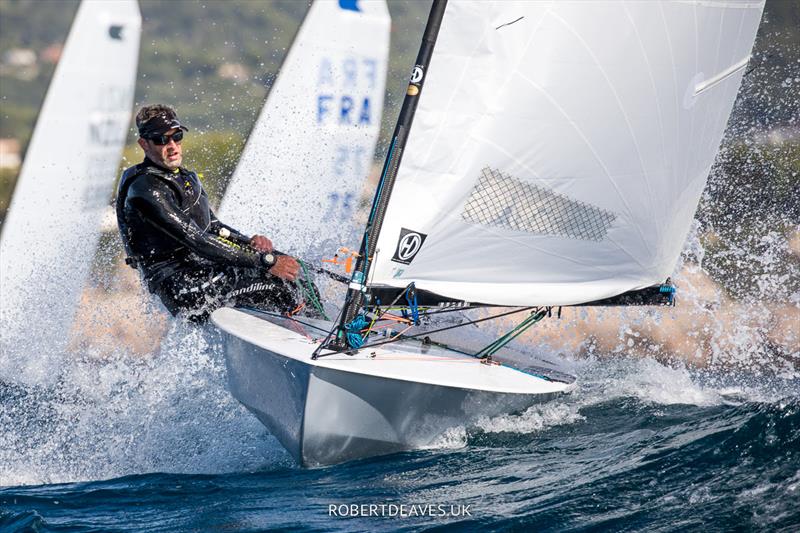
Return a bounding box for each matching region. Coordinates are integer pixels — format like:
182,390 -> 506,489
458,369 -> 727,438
116,104 -> 305,322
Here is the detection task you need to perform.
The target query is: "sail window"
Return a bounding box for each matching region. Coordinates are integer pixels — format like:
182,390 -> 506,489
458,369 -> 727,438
461,167 -> 617,241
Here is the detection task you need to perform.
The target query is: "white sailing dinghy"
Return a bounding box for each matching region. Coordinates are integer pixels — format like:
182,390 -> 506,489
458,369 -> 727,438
212,0 -> 765,466
0,0 -> 140,375
219,0 -> 390,259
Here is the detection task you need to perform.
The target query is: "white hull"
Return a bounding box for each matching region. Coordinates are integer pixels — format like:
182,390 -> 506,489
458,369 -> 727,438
212,307 -> 575,466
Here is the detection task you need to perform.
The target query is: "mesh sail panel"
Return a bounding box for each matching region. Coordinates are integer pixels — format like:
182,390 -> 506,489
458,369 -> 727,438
461,167 -> 617,241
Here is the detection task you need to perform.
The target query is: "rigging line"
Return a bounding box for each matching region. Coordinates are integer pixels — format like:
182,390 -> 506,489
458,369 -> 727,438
415,305 -> 483,316
314,306 -> 535,358
387,324 -> 414,343
364,313 -> 380,339
296,259 -> 329,320
238,307 -> 332,335
368,304 -> 479,326
368,136 -> 398,223
475,308 -> 547,359
365,281 -> 416,338
366,247 -> 379,296
369,322 -> 410,331
365,356 -> 481,363
495,16 -> 524,30
371,312 -> 413,323
312,301 -> 349,358
309,265 -> 350,284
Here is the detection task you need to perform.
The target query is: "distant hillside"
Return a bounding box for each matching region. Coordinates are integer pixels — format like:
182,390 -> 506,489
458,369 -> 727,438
0,0 -> 431,149
0,0 -> 431,217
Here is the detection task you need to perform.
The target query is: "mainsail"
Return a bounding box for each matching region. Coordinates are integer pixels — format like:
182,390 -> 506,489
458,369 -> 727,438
366,0 -> 764,307
219,0 -> 390,257
0,0 -> 140,362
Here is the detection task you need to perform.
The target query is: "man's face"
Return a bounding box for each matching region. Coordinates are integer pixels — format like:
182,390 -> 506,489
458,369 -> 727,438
137,127 -> 183,170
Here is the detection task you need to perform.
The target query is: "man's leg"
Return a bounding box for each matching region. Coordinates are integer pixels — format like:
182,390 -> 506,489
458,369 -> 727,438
153,267 -> 227,323
217,266 -> 302,314
154,265 -> 317,321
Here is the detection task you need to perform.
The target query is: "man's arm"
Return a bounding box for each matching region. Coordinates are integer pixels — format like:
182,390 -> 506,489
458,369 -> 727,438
127,175 -> 262,268
208,210 -> 250,245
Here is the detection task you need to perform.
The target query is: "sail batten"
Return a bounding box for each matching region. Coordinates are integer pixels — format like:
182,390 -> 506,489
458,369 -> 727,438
366,0 -> 764,308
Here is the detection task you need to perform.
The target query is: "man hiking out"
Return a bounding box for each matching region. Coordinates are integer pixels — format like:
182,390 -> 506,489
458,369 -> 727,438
116,104 -> 308,321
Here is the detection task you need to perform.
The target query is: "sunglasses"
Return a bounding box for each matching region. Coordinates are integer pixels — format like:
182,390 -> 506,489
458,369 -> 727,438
145,130 -> 184,145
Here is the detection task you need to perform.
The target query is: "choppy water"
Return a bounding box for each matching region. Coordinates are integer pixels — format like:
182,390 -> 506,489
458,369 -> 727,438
1,323 -> 798,532
2,2 -> 798,530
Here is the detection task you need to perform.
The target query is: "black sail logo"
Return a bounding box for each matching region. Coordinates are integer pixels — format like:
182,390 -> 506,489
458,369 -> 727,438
392,228 -> 427,265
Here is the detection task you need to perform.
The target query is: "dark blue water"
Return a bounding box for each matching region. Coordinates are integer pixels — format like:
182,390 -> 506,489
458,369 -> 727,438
1,325 -> 798,532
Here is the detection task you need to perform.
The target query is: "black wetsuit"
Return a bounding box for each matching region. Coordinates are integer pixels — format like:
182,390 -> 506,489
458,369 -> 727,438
116,157 -> 300,321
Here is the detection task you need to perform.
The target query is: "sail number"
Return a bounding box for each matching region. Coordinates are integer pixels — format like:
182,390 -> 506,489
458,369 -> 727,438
324,144 -> 368,221
316,56 -> 379,126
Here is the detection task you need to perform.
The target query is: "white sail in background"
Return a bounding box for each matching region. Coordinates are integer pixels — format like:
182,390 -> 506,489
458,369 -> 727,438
0,0 -> 140,363
219,0 -> 390,257
369,0 -> 764,306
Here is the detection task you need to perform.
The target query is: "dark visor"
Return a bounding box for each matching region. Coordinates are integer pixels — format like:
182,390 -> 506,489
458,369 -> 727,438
138,114 -> 188,139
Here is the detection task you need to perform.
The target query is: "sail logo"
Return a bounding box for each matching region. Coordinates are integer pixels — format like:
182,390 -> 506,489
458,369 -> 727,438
392,228 -> 427,264
408,65 -> 424,96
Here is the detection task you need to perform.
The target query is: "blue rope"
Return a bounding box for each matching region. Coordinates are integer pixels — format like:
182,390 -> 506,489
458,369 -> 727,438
659,284 -> 676,305
405,286 -> 419,325
345,314 -> 369,348
368,136 -> 397,221
355,135 -> 396,284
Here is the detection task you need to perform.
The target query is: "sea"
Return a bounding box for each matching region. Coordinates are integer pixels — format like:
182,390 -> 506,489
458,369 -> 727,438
1,317 -> 798,532
2,5 -> 799,529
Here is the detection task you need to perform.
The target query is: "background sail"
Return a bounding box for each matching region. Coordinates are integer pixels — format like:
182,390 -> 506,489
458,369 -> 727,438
0,0 -> 140,365
219,0 -> 390,259
369,0 -> 764,306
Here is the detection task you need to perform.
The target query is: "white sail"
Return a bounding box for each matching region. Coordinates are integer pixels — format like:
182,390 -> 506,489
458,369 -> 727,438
219,0 -> 390,258
0,0 -> 140,361
369,0 -> 764,306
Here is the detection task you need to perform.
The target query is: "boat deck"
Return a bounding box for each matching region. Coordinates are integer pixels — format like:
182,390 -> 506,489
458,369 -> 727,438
214,307 -> 574,395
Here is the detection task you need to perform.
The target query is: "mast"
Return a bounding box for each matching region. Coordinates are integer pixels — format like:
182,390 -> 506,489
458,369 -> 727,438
327,0 -> 448,350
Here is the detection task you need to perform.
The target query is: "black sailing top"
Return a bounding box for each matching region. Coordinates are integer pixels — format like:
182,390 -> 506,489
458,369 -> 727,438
115,157 -> 262,288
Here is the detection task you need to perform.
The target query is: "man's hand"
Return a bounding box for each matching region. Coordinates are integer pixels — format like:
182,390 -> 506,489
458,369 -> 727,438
268,255 -> 300,282
250,234 -> 273,253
